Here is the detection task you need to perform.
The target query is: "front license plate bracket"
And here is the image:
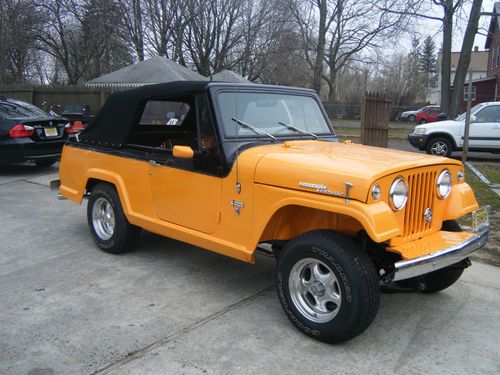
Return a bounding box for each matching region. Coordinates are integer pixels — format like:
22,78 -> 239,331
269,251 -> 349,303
472,206 -> 490,232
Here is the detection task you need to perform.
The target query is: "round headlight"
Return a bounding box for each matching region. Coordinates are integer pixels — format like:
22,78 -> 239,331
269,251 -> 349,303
372,185 -> 381,200
457,169 -> 464,182
389,178 -> 408,210
437,170 -> 452,198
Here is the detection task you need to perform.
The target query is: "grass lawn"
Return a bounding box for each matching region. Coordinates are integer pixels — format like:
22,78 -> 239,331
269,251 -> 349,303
470,162 -> 500,184
464,168 -> 500,265
335,127 -> 411,140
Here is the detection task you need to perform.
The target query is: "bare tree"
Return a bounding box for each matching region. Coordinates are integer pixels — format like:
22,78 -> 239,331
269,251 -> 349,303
35,0 -> 88,83
381,0 -> 482,117
289,0 -> 406,101
449,0 -> 482,116
183,0 -> 243,76
35,0 -> 133,83
0,0 -> 45,83
117,0 -> 145,61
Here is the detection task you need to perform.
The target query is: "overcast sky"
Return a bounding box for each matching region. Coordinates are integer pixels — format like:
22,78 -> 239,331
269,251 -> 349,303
403,0 -> 497,52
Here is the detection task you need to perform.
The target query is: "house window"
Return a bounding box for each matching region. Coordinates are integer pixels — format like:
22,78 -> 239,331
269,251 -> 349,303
464,85 -> 476,101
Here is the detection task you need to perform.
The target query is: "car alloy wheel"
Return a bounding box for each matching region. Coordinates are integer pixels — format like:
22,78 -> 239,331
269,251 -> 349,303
288,258 -> 342,323
430,141 -> 449,156
92,197 -> 116,240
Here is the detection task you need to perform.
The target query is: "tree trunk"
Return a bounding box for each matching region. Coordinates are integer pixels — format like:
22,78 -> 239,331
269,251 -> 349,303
440,0 -> 453,115
327,68 -> 337,102
448,0 -> 483,117
133,0 -> 144,61
313,0 -> 327,94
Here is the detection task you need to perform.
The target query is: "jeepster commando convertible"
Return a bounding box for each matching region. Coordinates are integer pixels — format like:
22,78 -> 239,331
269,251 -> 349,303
55,81 -> 489,343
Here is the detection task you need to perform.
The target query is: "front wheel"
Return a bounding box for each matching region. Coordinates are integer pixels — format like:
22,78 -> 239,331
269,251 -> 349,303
87,183 -> 141,254
408,114 -> 416,122
426,137 -> 453,157
276,230 -> 380,343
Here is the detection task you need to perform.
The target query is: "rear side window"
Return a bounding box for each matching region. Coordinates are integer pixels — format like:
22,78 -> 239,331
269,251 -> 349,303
139,100 -> 191,126
475,105 -> 500,123
0,100 -> 47,119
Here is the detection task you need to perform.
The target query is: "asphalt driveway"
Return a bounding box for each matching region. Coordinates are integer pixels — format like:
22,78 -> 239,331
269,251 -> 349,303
0,163 -> 499,375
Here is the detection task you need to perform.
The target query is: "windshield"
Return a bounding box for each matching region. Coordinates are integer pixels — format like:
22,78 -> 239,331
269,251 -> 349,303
455,103 -> 485,121
217,92 -> 333,138
0,100 -> 48,119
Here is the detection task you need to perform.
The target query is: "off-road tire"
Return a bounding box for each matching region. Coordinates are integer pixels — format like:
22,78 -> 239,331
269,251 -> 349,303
397,220 -> 464,293
426,136 -> 453,157
276,230 -> 380,343
87,183 -> 141,254
35,159 -> 57,167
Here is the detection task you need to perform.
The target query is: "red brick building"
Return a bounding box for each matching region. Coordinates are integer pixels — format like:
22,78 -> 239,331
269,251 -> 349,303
481,2 -> 500,105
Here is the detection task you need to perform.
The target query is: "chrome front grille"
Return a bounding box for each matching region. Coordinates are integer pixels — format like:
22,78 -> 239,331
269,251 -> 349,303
403,170 -> 437,240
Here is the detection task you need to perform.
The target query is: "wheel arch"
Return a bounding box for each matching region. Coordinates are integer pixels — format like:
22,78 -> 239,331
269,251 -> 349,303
253,198 -> 401,249
425,132 -> 457,149
82,170 -> 133,219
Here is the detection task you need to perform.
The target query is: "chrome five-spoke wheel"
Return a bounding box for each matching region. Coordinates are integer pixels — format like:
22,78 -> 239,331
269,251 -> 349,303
92,197 -> 116,240
289,258 -> 341,323
430,141 -> 448,156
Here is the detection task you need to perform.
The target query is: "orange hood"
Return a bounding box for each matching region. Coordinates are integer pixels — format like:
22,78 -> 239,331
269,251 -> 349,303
246,140 -> 461,202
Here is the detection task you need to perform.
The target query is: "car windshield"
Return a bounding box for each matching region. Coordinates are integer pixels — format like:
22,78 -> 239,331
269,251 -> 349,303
455,103 -> 485,121
0,100 -> 48,119
217,92 -> 333,138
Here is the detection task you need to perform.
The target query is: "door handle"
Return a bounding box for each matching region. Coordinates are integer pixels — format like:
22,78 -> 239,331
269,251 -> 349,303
149,160 -> 161,166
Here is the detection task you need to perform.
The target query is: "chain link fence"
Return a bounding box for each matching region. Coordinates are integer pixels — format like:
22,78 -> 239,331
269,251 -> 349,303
322,103 -> 425,121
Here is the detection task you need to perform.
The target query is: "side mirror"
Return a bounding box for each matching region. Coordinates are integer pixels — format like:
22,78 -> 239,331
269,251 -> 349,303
172,145 -> 194,159
470,115 -> 477,123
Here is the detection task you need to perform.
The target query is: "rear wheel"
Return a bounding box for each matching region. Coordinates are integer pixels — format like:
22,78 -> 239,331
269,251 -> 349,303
35,159 -> 56,167
276,230 -> 379,343
426,137 -> 453,157
87,183 -> 141,254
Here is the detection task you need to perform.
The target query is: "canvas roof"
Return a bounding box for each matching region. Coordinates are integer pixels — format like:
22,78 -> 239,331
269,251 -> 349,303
85,56 -> 207,85
211,70 -> 252,83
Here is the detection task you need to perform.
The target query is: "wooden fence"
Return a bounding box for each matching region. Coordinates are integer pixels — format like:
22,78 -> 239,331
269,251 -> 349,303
0,84 -> 137,114
360,92 -> 391,148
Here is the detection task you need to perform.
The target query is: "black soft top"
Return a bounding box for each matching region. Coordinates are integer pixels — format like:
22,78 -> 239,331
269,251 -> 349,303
79,80 -> 315,147
80,81 -> 212,147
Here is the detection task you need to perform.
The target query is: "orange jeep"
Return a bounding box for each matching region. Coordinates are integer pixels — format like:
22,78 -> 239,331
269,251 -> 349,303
54,82 -> 489,343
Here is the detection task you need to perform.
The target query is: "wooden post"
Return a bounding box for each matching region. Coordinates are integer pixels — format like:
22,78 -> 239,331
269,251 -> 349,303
462,71 -> 473,164
360,92 -> 391,147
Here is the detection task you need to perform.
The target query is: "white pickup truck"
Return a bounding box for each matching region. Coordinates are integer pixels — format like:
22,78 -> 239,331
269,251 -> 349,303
409,101 -> 500,157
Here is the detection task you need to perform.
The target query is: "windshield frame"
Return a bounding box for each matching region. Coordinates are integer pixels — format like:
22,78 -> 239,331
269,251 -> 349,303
210,87 -> 336,141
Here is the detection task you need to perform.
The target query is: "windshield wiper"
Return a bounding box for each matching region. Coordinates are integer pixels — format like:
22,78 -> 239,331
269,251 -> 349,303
231,117 -> 276,142
278,121 -> 318,139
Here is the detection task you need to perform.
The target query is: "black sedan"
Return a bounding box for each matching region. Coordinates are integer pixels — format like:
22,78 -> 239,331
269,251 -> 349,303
0,97 -> 79,167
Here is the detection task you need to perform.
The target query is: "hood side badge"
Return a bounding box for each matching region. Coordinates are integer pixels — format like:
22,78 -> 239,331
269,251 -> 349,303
299,182 -> 344,198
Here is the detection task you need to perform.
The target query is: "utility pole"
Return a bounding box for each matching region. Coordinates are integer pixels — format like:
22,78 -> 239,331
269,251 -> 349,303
462,71 -> 473,164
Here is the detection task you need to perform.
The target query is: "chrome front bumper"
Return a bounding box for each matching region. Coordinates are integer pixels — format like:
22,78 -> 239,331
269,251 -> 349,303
387,229 -> 489,282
